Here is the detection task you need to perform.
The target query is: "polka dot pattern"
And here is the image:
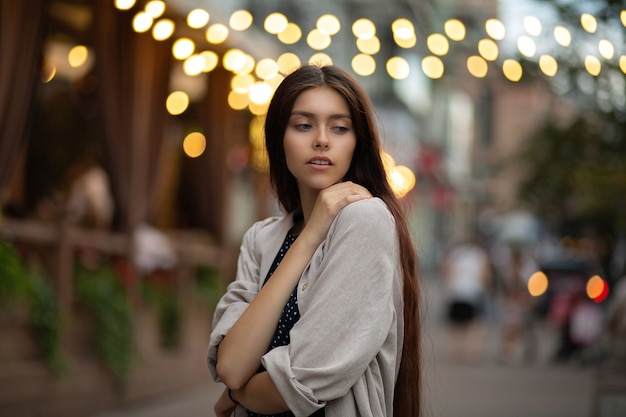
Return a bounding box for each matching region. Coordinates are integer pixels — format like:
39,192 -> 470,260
247,233 -> 325,417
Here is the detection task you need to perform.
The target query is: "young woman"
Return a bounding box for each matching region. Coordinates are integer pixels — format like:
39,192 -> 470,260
207,64 -> 421,417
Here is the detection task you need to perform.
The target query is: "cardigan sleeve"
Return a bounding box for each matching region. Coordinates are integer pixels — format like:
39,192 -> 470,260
207,218 -> 266,382
261,198 -> 402,416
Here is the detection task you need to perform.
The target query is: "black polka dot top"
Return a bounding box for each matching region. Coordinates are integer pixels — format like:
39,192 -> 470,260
247,232 -> 325,417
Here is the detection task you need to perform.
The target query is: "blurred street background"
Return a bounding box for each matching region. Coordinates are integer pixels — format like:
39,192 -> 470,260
93,276 -> 599,417
2,0 -> 626,416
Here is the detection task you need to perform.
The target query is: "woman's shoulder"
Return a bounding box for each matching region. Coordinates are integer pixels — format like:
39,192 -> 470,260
337,197 -> 394,224
333,197 -> 396,237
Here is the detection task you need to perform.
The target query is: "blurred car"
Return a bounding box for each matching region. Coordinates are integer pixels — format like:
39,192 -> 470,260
532,258 -> 609,361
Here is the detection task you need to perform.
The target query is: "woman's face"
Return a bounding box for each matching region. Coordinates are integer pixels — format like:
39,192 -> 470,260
283,87 -> 357,198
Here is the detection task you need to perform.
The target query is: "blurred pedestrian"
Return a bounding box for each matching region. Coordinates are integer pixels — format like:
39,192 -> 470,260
498,246 -> 537,364
207,65 -> 421,417
441,238 -> 493,364
606,275 -> 626,361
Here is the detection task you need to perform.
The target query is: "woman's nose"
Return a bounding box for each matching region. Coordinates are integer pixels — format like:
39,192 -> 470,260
313,131 -> 329,149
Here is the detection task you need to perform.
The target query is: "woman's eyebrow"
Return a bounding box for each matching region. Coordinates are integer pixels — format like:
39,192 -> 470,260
290,110 -> 351,120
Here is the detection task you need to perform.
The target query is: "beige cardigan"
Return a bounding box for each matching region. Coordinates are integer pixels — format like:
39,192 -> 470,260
207,198 -> 404,417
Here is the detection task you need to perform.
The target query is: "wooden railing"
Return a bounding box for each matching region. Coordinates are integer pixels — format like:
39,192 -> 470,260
0,217 -> 226,319
0,216 -> 231,416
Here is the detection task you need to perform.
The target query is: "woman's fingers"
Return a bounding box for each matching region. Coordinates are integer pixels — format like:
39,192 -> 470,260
318,181 -> 371,213
302,182 -> 371,246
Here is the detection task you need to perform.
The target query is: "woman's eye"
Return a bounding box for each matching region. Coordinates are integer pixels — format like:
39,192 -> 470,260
332,126 -> 349,134
294,123 -> 312,131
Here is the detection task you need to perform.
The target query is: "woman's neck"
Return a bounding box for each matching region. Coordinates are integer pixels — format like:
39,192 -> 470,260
298,188 -> 319,227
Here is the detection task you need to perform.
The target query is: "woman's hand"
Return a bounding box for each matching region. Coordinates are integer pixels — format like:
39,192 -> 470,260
214,387 -> 237,417
301,181 -> 371,247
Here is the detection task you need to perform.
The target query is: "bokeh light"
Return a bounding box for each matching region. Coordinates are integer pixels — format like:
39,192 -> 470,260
485,18 -> 505,40
523,16 -> 542,36
166,91 -> 189,115
277,52 -> 301,74
539,54 -> 558,76
444,19 -> 466,41
152,19 -> 174,41
200,50 -> 218,72
554,25 -> 572,47
172,38 -> 195,60
183,132 -> 206,158
381,151 -> 415,198
264,12 -> 288,35
478,38 -> 499,61
223,49 -> 247,72
386,56 -> 410,80
585,55 -> 602,76
206,23 -> 229,44
502,59 -> 523,82
309,53 -> 333,66
68,45 -> 88,68
231,74 -> 254,93
422,56 -> 444,79
351,54 -> 376,76
394,33 -> 417,49
598,39 -> 615,60
586,275 -> 609,303
187,8 -> 209,29
132,11 -> 153,33
427,34 -> 449,56
115,0 -> 136,10
307,29 -> 332,50
517,36 -> 537,57
248,81 -> 273,105
255,58 -> 279,80
183,54 -> 205,76
145,1 -> 165,19
527,271 -> 549,296
228,90 -> 249,110
357,36 -> 381,55
392,18 -> 415,41
317,14 -> 341,36
467,56 -> 488,78
277,23 -> 302,44
581,13 -> 598,33
230,10 -> 253,31
352,18 -> 376,40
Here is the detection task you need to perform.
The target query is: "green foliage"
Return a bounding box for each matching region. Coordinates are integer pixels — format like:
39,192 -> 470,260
195,265 -> 224,307
517,111 -> 626,235
0,242 -> 64,373
142,275 -> 181,350
28,274 -> 65,373
0,242 -> 31,302
75,265 -> 133,379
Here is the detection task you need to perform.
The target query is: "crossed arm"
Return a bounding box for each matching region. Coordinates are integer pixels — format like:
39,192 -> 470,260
214,182 -> 372,415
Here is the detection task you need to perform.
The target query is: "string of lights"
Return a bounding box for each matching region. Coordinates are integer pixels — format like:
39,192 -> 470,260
108,1 -> 626,115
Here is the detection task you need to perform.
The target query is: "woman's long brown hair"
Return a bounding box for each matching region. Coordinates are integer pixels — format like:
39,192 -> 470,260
265,64 -> 421,416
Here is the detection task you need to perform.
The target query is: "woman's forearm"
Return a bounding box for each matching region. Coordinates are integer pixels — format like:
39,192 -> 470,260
216,235 -> 319,389
232,372 -> 290,415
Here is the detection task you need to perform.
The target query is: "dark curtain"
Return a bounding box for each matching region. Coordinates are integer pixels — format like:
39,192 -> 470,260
187,66 -> 232,243
0,0 -> 48,197
93,0 -> 171,232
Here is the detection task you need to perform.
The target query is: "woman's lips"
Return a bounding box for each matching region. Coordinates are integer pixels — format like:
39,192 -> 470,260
308,156 -> 332,164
